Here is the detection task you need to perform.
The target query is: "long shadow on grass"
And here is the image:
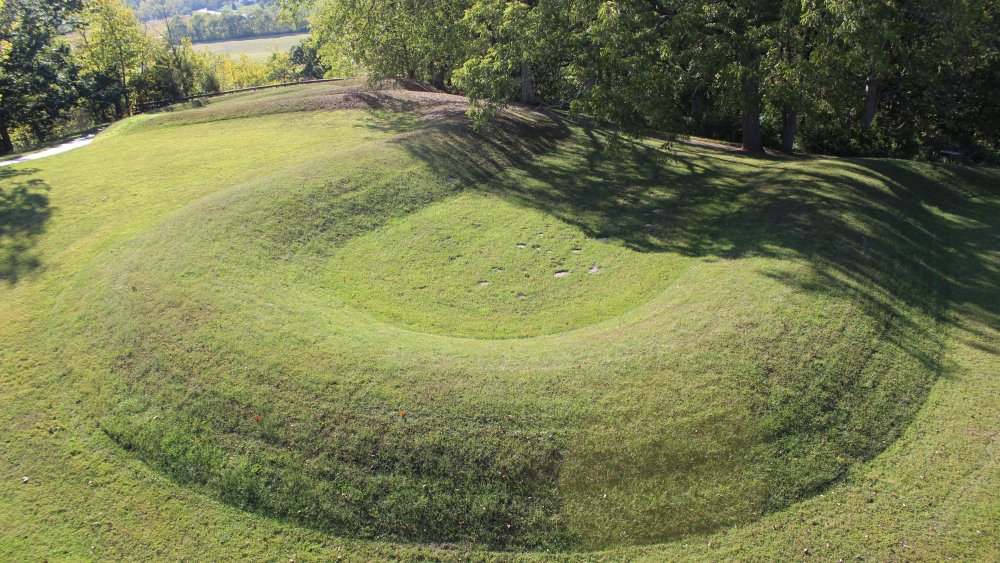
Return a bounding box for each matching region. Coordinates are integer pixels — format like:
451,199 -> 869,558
389,115 -> 1000,541
0,167 -> 51,285
400,116 -> 1000,359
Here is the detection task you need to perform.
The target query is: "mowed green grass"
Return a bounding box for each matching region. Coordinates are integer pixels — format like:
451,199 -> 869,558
333,191 -> 687,338
194,33 -> 310,62
1,82 -> 998,559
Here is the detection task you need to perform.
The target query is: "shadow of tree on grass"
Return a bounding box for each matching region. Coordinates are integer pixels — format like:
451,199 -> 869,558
0,167 -> 51,285
389,112 -> 1000,542
397,112 -> 1000,351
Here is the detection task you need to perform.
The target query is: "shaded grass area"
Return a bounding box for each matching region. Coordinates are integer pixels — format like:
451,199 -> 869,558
0,82 -> 997,558
0,167 -> 51,284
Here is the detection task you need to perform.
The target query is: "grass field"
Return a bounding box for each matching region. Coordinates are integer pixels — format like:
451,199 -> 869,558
1,81 -> 998,560
193,33 -> 310,62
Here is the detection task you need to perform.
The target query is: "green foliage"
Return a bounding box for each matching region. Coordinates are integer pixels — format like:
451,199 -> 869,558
135,0 -> 288,22
294,0 -> 1000,159
77,0 -> 151,117
797,0 -> 1000,160
8,0 -> 998,158
0,0 -> 81,153
70,0 -> 304,120
209,50 -> 294,89
289,35 -> 328,78
0,0 -> 305,149
564,2 -> 674,130
0,1 -> 10,78
163,5 -> 308,44
137,38 -> 221,100
309,0 -> 468,85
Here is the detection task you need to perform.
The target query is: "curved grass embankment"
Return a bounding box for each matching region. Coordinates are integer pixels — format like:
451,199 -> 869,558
1,81 -> 997,559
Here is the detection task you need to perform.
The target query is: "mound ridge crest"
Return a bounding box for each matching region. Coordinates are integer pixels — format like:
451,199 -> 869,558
4,82 -> 992,554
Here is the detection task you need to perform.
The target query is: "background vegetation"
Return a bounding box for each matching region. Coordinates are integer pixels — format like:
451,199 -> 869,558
163,6 -> 307,43
133,0 -> 281,22
0,0 -> 325,155
297,0 -> 1000,161
2,0 -> 997,160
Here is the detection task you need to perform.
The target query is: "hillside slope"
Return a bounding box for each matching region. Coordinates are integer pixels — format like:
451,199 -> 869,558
1,82 -> 997,560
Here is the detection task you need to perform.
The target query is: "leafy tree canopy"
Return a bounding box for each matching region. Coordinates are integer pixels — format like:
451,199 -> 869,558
0,0 -> 83,154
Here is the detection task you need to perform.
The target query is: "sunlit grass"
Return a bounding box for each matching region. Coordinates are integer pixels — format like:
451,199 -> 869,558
0,82 -> 997,559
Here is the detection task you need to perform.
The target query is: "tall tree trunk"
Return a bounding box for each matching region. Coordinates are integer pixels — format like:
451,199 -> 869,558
781,106 -> 797,155
400,42 -> 415,80
690,83 -> 705,135
862,70 -> 879,130
520,63 -> 537,105
0,120 -> 13,155
741,73 -> 763,153
428,61 -> 446,90
119,51 -> 130,116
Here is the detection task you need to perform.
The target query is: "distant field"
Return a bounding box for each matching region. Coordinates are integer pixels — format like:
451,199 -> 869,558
140,18 -> 168,38
193,33 -> 309,61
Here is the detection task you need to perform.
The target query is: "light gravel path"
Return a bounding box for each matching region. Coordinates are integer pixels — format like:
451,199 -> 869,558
0,131 -> 100,167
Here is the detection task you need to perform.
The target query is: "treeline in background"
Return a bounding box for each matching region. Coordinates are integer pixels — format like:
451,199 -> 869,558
132,0 -> 279,21
2,0 -> 998,163
0,0 -> 325,154
297,0 -> 999,162
134,0 -> 309,43
163,8 -> 307,43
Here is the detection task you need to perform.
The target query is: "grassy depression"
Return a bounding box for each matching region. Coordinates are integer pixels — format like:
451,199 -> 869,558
333,192 -> 686,338
1,82 -> 998,559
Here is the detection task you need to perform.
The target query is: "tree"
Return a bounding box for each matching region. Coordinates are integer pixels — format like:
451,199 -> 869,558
78,0 -> 150,118
309,0 -> 470,86
0,0 -> 82,154
457,1 -> 678,131
0,1 -> 9,73
0,0 -> 10,105
562,1 -> 677,132
821,0 -> 905,132
135,38 -> 219,102
662,0 -> 787,153
458,0 -> 545,105
795,0 -> 1000,159
762,0 -> 821,154
290,37 -> 329,79
288,0 -> 998,160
